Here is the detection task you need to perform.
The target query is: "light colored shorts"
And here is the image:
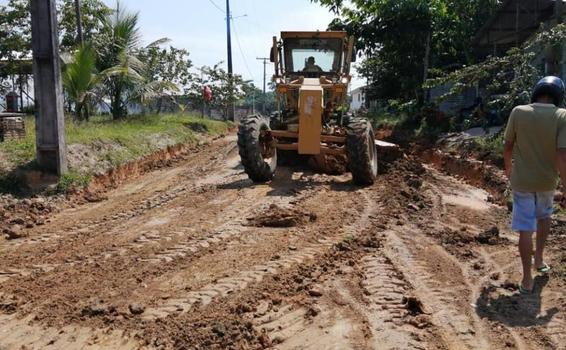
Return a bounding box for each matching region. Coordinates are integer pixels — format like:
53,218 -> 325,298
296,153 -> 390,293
512,191 -> 554,232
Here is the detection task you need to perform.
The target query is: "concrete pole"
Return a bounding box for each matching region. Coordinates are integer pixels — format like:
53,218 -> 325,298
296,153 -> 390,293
30,0 -> 67,175
226,0 -> 235,121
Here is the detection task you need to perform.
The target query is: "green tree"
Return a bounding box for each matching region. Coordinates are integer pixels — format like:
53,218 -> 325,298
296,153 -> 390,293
312,0 -> 498,102
426,25 -> 566,119
94,2 -> 173,119
58,0 -> 112,49
138,45 -> 193,113
0,0 -> 112,61
186,63 -> 248,119
62,44 -> 99,120
240,83 -> 276,114
0,0 -> 30,63
62,43 -> 122,120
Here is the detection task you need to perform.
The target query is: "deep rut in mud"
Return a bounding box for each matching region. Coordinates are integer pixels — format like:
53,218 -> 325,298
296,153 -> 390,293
0,134 -> 564,350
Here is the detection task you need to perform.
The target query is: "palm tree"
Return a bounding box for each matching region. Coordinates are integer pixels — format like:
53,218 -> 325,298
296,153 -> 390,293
95,2 -> 175,119
62,44 -> 98,121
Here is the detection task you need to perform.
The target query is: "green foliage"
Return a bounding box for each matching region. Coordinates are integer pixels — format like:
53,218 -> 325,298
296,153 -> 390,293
94,2 -> 146,119
62,43 -> 99,121
0,114 -> 231,192
140,46 -> 193,88
0,0 -> 110,66
240,84 -> 277,114
426,24 -> 566,118
312,0 -> 499,101
137,45 -> 193,114
56,171 -> 92,193
0,117 -> 36,166
184,63 -> 250,119
58,0 -> 112,48
473,133 -> 504,156
0,0 -> 30,64
367,111 -> 406,129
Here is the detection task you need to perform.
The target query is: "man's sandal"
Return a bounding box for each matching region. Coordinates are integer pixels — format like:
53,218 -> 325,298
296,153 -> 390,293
536,263 -> 551,274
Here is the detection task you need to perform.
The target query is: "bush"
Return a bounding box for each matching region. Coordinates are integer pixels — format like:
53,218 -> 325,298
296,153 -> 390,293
55,171 -> 92,193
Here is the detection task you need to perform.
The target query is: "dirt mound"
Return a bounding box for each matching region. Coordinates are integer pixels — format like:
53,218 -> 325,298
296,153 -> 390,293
0,195 -> 61,239
247,204 -> 317,228
476,226 -> 506,245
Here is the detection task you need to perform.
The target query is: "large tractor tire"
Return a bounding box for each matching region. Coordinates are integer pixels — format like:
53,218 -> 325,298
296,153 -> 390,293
346,118 -> 378,186
238,115 -> 277,182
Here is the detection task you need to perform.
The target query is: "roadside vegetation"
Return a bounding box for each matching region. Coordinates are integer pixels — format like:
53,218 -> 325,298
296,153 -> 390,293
1,0 -> 270,120
316,0 -> 566,156
0,114 -> 231,193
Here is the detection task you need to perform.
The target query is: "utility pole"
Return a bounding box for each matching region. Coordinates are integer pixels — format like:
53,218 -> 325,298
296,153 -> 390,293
74,0 -> 84,45
225,0 -> 235,121
256,57 -> 269,114
30,0 -> 67,175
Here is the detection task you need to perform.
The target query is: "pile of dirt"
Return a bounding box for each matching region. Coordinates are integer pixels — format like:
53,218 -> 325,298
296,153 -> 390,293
476,226 -> 506,245
437,227 -> 475,246
384,157 -> 431,214
247,204 -> 317,228
0,194 -> 62,239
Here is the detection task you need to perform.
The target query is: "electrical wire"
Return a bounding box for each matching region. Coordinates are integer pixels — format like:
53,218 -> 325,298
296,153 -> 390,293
207,0 -> 225,14
231,19 -> 255,82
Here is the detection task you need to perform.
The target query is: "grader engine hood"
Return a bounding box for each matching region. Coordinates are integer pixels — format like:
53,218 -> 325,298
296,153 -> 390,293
298,78 -> 323,155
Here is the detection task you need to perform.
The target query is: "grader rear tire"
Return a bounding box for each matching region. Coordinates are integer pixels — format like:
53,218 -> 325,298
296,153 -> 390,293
238,115 -> 277,182
346,118 -> 378,186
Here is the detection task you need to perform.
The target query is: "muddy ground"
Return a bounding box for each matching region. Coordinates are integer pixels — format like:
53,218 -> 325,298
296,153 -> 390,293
0,134 -> 564,350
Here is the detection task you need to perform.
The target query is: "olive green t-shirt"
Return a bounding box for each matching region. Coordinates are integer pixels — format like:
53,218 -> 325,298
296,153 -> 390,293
504,103 -> 566,192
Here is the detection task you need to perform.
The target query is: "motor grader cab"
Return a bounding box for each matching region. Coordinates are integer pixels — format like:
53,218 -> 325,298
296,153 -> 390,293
237,31 -> 377,185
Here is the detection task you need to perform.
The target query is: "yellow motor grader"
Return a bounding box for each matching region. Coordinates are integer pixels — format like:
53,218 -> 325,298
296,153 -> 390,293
237,31 -> 377,185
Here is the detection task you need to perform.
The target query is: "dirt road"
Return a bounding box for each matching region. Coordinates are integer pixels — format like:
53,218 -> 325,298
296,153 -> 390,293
0,135 -> 564,349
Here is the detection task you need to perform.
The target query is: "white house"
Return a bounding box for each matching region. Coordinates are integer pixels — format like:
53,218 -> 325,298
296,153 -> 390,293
350,86 -> 366,111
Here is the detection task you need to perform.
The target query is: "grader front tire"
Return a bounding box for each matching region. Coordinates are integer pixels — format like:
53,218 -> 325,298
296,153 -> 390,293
237,115 -> 277,183
346,118 -> 378,186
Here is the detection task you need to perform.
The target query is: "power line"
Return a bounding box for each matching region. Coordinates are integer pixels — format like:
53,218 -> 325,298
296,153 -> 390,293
207,0 -> 225,14
232,19 -> 255,81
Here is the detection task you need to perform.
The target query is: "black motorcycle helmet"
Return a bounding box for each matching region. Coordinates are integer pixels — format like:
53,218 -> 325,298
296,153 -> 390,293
531,76 -> 566,107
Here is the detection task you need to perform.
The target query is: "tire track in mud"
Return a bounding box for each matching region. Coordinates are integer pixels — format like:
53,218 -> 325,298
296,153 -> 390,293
0,142 -> 244,283
419,169 -> 561,350
0,174 -> 289,285
1,139 -> 240,251
359,253 -> 431,350
0,314 -> 142,350
385,225 -> 490,350
142,190 -> 378,321
416,176 -> 519,349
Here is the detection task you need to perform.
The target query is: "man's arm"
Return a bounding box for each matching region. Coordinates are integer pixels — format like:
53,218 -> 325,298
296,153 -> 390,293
504,140 -> 514,180
503,110 -> 517,180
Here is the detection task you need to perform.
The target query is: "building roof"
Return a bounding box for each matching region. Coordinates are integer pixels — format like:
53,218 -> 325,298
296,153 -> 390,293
473,0 -> 565,56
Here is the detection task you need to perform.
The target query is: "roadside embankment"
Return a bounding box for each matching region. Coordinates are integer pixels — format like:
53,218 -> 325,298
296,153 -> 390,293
0,113 -> 232,239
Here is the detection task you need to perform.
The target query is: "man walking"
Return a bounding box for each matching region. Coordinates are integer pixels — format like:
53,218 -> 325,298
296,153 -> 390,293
503,76 -> 566,293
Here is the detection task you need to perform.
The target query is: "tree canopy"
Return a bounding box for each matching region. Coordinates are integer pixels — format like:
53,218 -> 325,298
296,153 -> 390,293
312,0 -> 499,102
